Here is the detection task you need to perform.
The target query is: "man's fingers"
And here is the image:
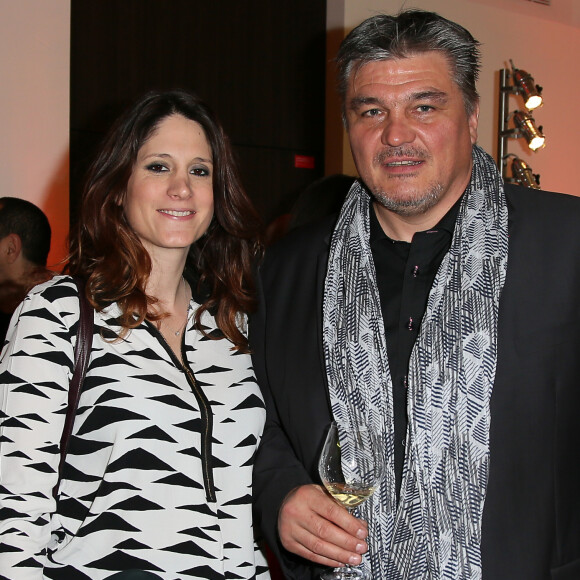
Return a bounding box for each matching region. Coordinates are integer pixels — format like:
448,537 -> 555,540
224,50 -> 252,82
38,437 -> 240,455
278,484 -> 368,566
284,522 -> 366,568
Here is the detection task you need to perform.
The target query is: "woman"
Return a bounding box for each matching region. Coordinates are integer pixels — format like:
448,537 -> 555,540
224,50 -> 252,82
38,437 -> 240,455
0,90 -> 270,579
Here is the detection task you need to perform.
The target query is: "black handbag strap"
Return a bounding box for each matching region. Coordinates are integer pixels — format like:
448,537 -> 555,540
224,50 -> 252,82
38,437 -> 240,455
53,277 -> 94,499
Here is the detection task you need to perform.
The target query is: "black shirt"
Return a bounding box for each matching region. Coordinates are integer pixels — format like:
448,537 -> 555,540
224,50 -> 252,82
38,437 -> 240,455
369,200 -> 460,497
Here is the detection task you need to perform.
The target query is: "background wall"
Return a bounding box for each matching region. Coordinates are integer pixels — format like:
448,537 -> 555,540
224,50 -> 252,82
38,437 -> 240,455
1,0 -> 578,276
0,0 -> 70,267
328,0 -> 580,197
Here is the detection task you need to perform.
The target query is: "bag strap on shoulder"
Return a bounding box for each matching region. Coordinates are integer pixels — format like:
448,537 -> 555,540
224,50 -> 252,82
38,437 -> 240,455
53,276 -> 94,499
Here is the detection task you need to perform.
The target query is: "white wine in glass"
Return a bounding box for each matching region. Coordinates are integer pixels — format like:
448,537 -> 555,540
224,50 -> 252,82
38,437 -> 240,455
318,421 -> 383,580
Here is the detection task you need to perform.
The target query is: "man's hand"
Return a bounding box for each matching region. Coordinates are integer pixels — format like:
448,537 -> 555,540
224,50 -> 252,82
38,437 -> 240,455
278,484 -> 368,568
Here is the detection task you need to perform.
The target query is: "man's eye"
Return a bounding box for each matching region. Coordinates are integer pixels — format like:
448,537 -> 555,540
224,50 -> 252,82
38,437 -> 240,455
146,163 -> 168,173
362,108 -> 382,117
417,105 -> 434,113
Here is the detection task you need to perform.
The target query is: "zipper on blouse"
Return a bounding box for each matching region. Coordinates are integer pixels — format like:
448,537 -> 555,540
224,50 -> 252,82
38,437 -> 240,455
182,363 -> 216,503
147,321 -> 217,503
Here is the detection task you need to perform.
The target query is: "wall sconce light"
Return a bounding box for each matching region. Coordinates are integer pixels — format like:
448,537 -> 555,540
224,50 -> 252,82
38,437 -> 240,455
512,111 -> 545,151
497,60 -> 546,186
511,60 -> 543,111
508,154 -> 541,189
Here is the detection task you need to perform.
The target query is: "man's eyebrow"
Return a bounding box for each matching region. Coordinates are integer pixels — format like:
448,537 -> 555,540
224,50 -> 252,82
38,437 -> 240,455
348,96 -> 384,110
349,90 -> 449,111
411,90 -> 448,103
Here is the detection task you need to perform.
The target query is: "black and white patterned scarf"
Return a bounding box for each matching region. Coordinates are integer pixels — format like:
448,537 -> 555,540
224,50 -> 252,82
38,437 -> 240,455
323,145 -> 508,579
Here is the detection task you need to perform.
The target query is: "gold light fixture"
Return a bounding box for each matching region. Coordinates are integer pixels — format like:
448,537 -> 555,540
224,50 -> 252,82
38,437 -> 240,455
510,60 -> 543,111
512,111 -> 545,151
497,60 -> 547,184
509,155 -> 540,189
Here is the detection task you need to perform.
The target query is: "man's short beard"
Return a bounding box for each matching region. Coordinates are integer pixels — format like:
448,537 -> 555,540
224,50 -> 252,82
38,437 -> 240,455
370,181 -> 444,217
367,146 -> 444,217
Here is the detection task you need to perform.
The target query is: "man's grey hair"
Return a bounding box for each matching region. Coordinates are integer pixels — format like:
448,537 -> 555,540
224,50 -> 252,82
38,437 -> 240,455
336,10 -> 481,124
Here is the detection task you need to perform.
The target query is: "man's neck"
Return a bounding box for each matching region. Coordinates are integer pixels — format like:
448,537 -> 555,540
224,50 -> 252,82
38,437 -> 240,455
0,267 -> 54,313
372,195 -> 462,242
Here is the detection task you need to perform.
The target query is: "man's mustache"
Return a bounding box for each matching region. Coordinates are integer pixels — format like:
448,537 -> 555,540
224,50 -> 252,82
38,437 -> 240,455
375,147 -> 429,164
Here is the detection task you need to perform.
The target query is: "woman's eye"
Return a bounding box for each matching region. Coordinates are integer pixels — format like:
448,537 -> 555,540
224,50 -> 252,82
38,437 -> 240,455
146,163 -> 168,173
191,167 -> 210,177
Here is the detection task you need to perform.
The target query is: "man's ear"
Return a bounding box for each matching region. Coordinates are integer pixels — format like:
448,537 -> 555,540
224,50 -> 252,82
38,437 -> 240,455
2,233 -> 23,264
468,101 -> 480,145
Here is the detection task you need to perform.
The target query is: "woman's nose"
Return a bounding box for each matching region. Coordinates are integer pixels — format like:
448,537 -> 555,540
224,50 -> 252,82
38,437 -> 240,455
167,173 -> 192,199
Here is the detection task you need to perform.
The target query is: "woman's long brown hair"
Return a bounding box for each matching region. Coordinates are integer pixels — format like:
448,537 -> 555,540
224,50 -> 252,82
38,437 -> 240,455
67,90 -> 263,352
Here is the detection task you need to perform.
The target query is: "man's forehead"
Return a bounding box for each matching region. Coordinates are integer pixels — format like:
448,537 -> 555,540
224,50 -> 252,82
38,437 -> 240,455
347,52 -> 455,92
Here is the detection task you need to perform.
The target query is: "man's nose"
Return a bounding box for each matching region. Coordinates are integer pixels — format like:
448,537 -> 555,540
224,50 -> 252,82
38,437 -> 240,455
380,115 -> 415,147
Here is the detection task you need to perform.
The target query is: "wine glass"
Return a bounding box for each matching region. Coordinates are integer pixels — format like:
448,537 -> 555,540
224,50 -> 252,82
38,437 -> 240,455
318,421 -> 383,580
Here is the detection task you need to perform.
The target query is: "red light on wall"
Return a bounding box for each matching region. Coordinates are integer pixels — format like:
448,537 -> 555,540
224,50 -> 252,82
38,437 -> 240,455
294,154 -> 315,169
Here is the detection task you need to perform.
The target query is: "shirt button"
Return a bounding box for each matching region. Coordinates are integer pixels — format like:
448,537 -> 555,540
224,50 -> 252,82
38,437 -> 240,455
412,265 -> 419,277
407,317 -> 414,331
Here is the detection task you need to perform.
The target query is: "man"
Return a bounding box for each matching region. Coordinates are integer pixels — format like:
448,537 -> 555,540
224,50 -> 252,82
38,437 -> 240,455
0,197 -> 53,343
251,10 -> 580,580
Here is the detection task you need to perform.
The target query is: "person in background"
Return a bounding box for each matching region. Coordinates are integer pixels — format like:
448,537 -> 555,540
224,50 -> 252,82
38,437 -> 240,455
288,174 -> 355,231
0,197 -> 53,343
0,90 -> 270,579
264,174 -> 355,246
251,10 -> 580,580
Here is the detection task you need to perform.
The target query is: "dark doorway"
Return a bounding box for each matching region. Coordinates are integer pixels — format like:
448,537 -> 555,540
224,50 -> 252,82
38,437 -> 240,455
70,0 -> 327,226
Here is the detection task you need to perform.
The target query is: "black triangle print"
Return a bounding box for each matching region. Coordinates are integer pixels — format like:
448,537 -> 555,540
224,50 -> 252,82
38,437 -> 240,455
76,406 -> 149,436
87,550 -> 163,572
197,364 -> 230,374
41,279 -> 78,301
24,461 -> 55,474
18,306 -> 64,326
153,473 -> 204,489
163,540 -> 215,558
176,527 -> 215,542
125,347 -> 167,362
94,480 -> 141,497
132,374 -> 180,388
12,349 -> 69,367
94,389 -> 132,405
109,495 -> 164,511
107,448 -> 174,473
148,394 -> 197,411
223,494 -> 252,507
77,512 -> 141,537
66,437 -> 113,456
234,434 -> 257,448
57,496 -> 90,521
89,351 -> 141,372
113,538 -> 149,550
18,413 -> 49,424
127,426 -> 177,442
5,450 -> 31,460
11,384 -> 51,398
177,564 -> 224,579
175,503 -> 216,518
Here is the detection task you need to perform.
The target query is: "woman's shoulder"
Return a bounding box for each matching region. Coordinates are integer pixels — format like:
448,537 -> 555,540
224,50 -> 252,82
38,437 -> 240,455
27,274 -> 80,299
20,275 -> 83,326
